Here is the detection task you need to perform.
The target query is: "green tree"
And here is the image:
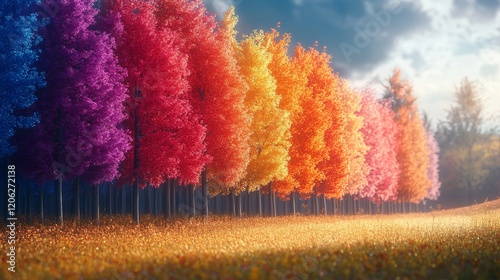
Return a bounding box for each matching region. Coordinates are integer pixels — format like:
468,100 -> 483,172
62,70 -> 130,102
437,78 -> 492,204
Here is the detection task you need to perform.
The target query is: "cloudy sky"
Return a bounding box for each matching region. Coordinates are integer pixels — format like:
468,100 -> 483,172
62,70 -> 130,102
203,0 -> 500,128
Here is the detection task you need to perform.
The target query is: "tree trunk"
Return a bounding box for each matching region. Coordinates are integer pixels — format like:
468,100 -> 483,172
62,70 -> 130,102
83,192 -> 87,219
149,187 -> 153,215
190,185 -> 195,218
53,107 -> 64,226
153,187 -> 158,217
120,188 -> 125,215
172,180 -> 177,216
164,180 -> 171,218
28,184 -> 32,225
268,184 -> 273,217
258,188 -> 262,217
94,184 -> 100,225
313,187 -> 319,216
133,181 -> 139,225
56,177 -> 63,225
215,194 -> 220,214
73,177 -> 80,223
237,193 -> 242,217
40,184 -> 44,223
108,183 -> 113,215
271,191 -> 277,217
291,192 -> 296,215
201,169 -> 208,218
352,196 -> 356,214
144,186 -> 150,215
133,87 -> 140,225
270,191 -> 274,217
322,194 -> 327,215
230,188 -> 236,216
246,189 -> 251,216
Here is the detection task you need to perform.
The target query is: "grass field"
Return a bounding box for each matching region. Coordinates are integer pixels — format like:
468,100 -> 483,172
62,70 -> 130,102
2,200 -> 500,279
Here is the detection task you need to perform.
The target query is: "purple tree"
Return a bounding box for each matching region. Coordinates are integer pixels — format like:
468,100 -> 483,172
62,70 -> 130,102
17,0 -> 130,225
425,130 -> 441,201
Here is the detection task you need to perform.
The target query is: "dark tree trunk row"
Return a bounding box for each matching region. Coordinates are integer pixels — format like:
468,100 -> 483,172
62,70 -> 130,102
10,178 -> 432,224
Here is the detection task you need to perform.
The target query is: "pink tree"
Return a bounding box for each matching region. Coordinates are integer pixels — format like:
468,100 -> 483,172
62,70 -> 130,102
359,88 -> 400,203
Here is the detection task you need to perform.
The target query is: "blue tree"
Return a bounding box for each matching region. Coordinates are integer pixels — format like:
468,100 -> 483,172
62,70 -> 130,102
0,0 -> 45,156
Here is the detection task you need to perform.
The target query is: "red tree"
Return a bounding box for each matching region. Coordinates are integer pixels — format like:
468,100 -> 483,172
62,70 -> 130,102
103,0 -> 207,224
155,0 -> 251,187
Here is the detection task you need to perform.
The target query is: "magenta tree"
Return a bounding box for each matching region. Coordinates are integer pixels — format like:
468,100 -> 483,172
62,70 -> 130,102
17,0 -> 130,225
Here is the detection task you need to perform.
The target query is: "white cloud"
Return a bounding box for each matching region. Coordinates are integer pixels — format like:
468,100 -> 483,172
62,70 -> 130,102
293,0 -> 304,6
349,0 -> 500,127
203,0 -> 233,19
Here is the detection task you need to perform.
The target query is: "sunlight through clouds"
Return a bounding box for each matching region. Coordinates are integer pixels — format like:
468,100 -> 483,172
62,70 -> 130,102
204,0 -> 500,125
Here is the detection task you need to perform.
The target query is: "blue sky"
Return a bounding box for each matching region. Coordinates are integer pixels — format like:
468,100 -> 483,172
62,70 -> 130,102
203,0 -> 500,128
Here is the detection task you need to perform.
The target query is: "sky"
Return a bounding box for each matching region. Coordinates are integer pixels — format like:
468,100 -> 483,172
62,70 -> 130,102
203,0 -> 500,128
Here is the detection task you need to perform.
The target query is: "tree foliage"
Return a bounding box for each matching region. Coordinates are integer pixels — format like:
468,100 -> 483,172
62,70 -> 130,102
338,81 -> 368,196
293,45 -> 346,198
227,9 -> 291,192
104,0 -> 206,187
155,0 -> 251,187
18,0 -> 129,184
385,69 -> 430,203
425,130 -> 441,201
437,78 -> 492,203
0,0 -> 45,156
359,88 -> 399,202
265,28 -> 306,198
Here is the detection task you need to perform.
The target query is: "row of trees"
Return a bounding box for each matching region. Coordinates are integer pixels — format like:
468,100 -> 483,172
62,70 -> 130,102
1,0 -> 440,225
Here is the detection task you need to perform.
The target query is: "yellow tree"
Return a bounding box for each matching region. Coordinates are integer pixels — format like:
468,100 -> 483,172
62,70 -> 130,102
264,28 -> 306,200
224,9 -> 291,193
386,69 -> 430,203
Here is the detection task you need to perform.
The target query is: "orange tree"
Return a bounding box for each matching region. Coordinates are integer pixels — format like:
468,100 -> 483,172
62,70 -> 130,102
385,69 -> 430,203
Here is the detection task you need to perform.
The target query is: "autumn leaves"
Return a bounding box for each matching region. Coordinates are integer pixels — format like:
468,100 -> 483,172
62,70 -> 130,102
221,7 -> 439,206
9,0 -> 440,224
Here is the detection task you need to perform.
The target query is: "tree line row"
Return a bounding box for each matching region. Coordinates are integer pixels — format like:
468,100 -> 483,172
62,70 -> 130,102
1,0 -> 440,225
